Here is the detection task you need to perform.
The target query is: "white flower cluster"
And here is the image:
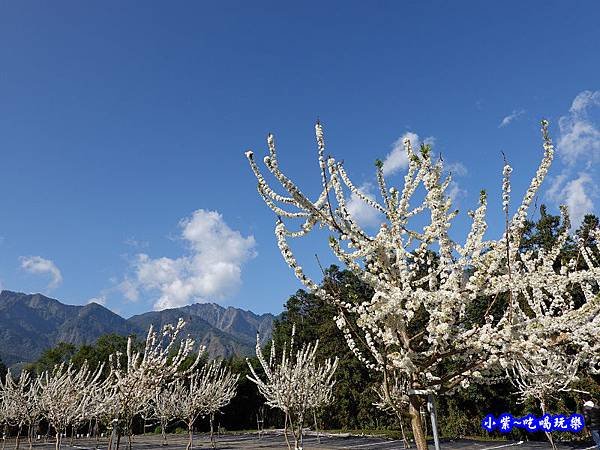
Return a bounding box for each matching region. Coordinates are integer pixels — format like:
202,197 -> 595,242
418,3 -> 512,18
502,163 -> 512,213
246,120 -> 600,449
246,326 -> 338,450
508,347 -> 580,408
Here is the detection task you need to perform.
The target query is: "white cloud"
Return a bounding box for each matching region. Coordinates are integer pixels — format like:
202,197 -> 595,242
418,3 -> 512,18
347,131 -> 466,224
123,209 -> 256,310
546,173 -> 568,202
88,295 -> 107,306
444,161 -> 468,177
446,180 -> 466,202
382,132 -> 435,176
124,237 -> 149,249
346,182 -> 383,228
442,161 -> 468,202
119,278 -> 139,301
559,173 -> 594,228
20,256 -> 63,290
499,109 -> 525,128
545,90 -> 600,228
558,90 -> 600,164
547,172 -> 595,228
570,90 -> 600,114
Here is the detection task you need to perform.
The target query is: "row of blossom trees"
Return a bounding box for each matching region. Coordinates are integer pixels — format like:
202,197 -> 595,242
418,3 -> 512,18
0,319 -> 239,450
246,119 -> 600,449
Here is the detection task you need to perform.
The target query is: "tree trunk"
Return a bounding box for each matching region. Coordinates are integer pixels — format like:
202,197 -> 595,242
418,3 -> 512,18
126,417 -> 133,450
94,418 -> 100,447
540,400 -> 556,450
15,424 -> 22,450
185,423 -> 193,450
161,419 -> 168,446
108,425 -> 115,450
398,415 -> 410,449
209,414 -> 215,449
55,430 -> 61,450
283,412 -> 292,450
313,410 -> 320,444
289,413 -> 300,450
27,424 -> 32,450
409,395 -> 428,450
297,410 -> 304,450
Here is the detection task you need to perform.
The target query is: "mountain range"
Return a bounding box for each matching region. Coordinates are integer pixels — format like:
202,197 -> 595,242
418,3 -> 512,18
0,290 -> 275,369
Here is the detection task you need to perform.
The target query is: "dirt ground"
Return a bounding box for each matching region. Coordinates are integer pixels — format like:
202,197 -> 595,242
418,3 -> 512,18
5,431 -> 599,450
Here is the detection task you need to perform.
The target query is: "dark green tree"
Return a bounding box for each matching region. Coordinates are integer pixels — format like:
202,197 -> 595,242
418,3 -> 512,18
271,265 -> 394,430
520,204 -> 564,252
0,356 -> 7,382
26,342 -> 77,374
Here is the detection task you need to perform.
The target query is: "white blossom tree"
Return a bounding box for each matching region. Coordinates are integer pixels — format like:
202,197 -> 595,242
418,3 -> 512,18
0,385 -> 5,450
247,328 -> 338,450
81,370 -> 117,446
373,372 -> 411,448
171,360 -> 239,450
0,370 -> 40,450
37,362 -> 103,450
0,370 -> 27,449
245,120 -> 600,449
104,319 -> 204,450
151,384 -> 180,446
507,348 -> 581,450
503,214 -> 600,448
0,391 -> 6,450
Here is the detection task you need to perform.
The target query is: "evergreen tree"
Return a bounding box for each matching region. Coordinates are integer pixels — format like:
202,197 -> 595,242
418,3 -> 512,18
272,266 -> 394,430
0,356 -> 7,382
26,342 -> 77,374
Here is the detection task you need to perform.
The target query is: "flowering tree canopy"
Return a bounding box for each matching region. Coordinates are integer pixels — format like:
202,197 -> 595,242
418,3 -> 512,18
247,327 -> 338,450
0,370 -> 41,449
151,383 -> 180,445
172,360 -> 238,450
37,362 -> 103,450
246,120 -> 600,449
105,318 -> 205,449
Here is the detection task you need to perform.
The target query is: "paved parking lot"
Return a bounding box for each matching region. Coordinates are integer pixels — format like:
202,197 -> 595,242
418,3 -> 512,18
7,432 -> 598,450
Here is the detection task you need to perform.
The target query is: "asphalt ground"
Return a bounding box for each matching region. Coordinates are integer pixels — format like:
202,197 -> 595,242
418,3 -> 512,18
5,432 -> 599,450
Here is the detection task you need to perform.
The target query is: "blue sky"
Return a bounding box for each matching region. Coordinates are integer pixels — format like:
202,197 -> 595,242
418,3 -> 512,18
1,1 -> 599,316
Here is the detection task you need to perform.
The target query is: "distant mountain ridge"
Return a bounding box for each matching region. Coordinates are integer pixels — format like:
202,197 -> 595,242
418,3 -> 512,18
0,290 -> 275,368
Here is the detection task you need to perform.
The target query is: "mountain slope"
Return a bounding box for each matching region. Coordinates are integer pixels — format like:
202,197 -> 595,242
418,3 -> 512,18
127,309 -> 252,358
129,304 -> 275,358
180,303 -> 274,344
0,290 -> 275,367
0,291 -> 135,366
